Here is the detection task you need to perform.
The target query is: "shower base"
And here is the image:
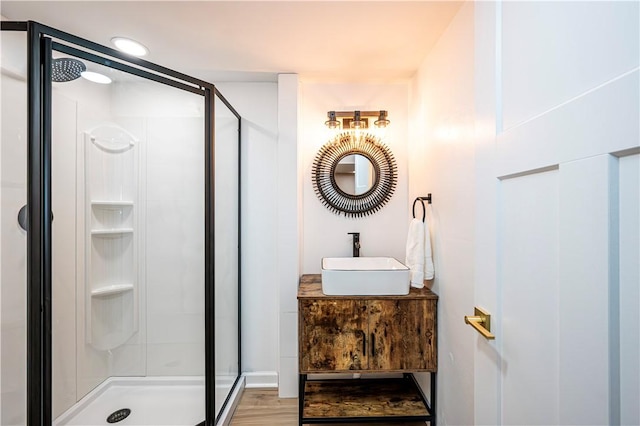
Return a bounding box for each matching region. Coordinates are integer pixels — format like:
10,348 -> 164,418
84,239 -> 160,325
55,376 -> 238,425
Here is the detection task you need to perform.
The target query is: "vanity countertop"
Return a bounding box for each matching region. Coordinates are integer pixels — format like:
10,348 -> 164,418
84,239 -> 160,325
298,274 -> 438,300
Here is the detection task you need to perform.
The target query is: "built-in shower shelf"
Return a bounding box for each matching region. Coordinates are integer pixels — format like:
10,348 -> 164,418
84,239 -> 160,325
91,228 -> 134,235
84,124 -> 140,352
91,283 -> 134,297
91,200 -> 134,207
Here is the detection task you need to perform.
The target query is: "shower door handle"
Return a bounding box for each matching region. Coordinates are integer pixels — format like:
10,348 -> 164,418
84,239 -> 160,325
17,205 -> 27,231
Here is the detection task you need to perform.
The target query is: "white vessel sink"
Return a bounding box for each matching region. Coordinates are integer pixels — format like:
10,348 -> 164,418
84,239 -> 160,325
321,257 -> 410,296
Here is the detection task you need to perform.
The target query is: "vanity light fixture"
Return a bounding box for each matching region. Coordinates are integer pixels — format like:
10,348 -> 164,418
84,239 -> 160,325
111,37 -> 149,57
324,110 -> 390,129
325,111 -> 341,129
350,110 -> 364,129
374,110 -> 390,128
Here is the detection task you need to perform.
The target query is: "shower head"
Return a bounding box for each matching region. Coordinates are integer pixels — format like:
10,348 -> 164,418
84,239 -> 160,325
51,57 -> 86,82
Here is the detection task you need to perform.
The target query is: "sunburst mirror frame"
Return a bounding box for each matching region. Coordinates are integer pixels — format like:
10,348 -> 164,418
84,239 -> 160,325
312,132 -> 397,217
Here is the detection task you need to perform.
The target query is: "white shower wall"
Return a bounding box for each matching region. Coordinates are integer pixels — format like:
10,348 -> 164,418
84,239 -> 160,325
144,115 -> 205,377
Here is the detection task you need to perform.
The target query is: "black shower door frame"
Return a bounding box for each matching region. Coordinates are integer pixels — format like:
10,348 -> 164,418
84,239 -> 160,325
0,20 -> 241,426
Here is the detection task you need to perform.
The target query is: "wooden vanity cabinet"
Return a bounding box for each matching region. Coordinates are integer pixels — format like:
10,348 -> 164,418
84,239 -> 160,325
298,274 -> 438,425
369,299 -> 437,371
299,298 -> 437,373
299,299 -> 368,371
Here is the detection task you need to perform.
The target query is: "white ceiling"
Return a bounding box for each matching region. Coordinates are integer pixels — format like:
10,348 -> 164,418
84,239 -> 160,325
1,1 -> 464,83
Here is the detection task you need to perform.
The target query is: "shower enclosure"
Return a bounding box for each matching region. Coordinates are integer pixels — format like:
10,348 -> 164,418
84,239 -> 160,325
1,22 -> 241,425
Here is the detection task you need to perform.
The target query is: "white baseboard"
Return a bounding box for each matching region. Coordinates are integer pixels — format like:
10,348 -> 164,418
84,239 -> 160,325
242,371 -> 278,388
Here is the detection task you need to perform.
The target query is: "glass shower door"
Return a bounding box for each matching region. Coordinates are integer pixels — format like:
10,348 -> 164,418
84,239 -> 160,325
0,28 -> 28,426
214,94 -> 240,419
49,47 -> 207,425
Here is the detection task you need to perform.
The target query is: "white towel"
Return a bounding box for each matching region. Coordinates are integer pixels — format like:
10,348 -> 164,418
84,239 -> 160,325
405,217 -> 435,288
405,218 -> 425,288
423,217 -> 434,281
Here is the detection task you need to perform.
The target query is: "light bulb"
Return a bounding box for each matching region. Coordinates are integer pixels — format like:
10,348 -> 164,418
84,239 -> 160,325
111,37 -> 149,57
81,71 -> 112,84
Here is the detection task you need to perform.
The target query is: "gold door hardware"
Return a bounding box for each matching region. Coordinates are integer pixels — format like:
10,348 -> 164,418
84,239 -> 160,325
464,307 -> 495,340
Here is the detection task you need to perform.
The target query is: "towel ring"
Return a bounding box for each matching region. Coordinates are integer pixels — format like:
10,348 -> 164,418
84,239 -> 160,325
412,194 -> 432,222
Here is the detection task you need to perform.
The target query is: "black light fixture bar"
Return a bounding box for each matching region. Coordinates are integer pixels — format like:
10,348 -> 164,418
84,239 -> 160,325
330,110 -> 387,118
325,110 -> 390,129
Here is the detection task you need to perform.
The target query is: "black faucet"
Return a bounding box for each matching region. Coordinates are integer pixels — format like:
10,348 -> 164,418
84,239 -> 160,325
348,232 -> 361,257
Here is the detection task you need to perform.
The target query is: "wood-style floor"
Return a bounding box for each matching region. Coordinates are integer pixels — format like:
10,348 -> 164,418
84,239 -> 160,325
230,389 -> 298,425
229,389 -> 427,425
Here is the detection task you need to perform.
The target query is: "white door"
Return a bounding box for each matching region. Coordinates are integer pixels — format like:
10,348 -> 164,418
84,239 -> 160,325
354,154 -> 373,195
473,2 -> 639,425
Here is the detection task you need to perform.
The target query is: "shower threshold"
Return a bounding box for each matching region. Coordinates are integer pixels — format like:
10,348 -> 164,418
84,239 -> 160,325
55,376 -> 208,425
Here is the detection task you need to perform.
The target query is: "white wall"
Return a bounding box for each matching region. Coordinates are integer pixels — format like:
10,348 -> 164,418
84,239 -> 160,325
301,82 -> 410,269
277,74 -> 302,397
408,3 -> 475,425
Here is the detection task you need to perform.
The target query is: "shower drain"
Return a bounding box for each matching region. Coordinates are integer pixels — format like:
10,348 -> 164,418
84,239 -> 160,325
106,408 -> 131,423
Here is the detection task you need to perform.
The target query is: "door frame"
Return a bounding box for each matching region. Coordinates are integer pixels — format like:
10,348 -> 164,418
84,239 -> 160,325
0,20 -> 242,426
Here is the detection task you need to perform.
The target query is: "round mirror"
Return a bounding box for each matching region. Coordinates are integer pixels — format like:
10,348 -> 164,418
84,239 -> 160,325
312,132 -> 397,217
333,154 -> 377,196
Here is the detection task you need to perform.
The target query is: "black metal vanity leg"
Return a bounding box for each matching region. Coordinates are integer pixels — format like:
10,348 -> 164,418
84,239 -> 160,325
299,374 -> 306,426
431,371 -> 437,426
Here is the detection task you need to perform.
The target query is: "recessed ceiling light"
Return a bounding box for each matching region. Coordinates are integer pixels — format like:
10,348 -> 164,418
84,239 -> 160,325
111,37 -> 149,57
81,71 -> 112,84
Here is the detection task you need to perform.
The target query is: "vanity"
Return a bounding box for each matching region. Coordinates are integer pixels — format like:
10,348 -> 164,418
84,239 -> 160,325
298,274 -> 438,425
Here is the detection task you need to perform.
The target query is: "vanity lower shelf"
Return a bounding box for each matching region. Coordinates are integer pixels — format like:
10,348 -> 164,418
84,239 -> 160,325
299,374 -> 434,425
